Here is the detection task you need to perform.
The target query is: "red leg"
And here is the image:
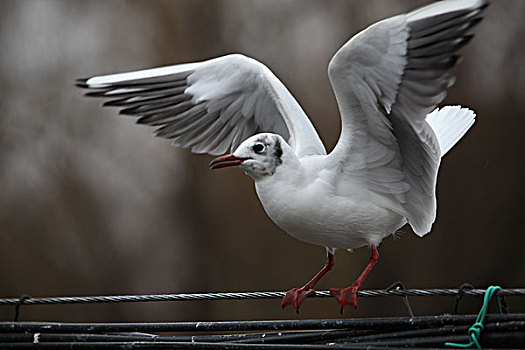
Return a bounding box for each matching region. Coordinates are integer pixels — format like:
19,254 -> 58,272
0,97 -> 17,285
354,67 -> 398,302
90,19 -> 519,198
330,245 -> 379,313
282,249 -> 335,313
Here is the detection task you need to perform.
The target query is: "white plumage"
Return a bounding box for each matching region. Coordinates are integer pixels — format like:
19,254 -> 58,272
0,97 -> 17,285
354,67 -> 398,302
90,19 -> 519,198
427,106 -> 477,156
78,0 -> 487,312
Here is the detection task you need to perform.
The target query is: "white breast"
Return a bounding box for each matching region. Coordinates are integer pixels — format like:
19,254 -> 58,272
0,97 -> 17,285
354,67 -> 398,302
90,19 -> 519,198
254,161 -> 406,250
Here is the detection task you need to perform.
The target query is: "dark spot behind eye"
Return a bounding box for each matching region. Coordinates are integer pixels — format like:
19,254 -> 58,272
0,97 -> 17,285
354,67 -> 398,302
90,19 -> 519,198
274,138 -> 283,159
252,143 -> 265,153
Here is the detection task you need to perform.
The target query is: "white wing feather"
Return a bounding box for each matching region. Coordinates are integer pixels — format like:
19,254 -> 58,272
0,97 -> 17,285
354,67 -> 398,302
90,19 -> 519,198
326,0 -> 486,236
78,54 -> 326,157
426,106 -> 476,156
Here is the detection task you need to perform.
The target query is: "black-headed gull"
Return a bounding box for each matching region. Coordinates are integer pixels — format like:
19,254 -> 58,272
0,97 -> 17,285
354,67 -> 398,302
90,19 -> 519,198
77,0 -> 487,313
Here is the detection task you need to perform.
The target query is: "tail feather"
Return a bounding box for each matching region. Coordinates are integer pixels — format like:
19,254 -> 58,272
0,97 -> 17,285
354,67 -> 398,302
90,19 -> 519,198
426,105 -> 476,156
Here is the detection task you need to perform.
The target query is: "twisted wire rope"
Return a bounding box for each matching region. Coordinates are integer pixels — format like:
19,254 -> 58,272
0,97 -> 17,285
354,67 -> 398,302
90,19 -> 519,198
1,288 -> 524,306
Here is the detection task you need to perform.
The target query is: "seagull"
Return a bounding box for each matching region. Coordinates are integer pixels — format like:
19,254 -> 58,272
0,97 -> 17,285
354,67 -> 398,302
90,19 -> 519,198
77,0 -> 487,313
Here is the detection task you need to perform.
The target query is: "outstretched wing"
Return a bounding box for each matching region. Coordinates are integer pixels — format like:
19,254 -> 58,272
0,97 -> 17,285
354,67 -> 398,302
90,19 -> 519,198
77,54 -> 326,157
327,0 -> 486,235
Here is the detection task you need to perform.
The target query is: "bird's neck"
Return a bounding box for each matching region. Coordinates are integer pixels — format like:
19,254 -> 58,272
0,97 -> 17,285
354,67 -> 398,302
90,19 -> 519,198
255,151 -> 305,190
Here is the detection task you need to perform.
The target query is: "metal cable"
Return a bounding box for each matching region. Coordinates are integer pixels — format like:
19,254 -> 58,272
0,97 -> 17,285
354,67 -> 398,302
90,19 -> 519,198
1,288 -> 524,306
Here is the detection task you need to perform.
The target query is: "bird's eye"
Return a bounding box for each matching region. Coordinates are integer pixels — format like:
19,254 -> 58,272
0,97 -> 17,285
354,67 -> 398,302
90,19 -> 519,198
252,143 -> 265,154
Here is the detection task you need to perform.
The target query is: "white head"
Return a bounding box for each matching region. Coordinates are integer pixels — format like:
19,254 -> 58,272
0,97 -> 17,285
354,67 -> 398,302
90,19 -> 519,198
209,133 -> 291,180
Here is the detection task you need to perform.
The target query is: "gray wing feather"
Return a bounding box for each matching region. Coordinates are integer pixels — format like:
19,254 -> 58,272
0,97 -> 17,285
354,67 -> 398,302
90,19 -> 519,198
328,0 -> 486,236
78,54 -> 326,156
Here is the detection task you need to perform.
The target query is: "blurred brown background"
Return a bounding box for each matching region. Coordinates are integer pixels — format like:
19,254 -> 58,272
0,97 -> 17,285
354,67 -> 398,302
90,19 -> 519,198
0,0 -> 523,322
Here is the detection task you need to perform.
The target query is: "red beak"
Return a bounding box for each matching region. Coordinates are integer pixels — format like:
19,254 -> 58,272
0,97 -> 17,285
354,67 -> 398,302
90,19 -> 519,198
209,154 -> 248,170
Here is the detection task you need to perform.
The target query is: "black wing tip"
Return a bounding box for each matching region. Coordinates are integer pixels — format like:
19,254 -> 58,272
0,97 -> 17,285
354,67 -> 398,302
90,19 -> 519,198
75,78 -> 91,89
451,35 -> 475,52
84,91 -> 106,97
136,115 -> 168,126
470,1 -> 489,21
461,0 -> 490,12
462,34 -> 475,43
118,109 -> 138,116
153,129 -> 167,138
103,100 -> 124,107
451,54 -> 463,67
470,17 -> 483,27
136,116 -> 151,125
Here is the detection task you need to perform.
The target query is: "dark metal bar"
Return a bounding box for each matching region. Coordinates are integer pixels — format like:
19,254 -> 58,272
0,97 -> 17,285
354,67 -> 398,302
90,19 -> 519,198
0,341 -> 409,349
0,333 -> 158,343
2,314 -> 524,334
0,331 -> 328,344
3,321 -> 523,345
1,319 -> 524,348
230,329 -> 374,345
338,324 -> 468,343
353,330 -> 525,348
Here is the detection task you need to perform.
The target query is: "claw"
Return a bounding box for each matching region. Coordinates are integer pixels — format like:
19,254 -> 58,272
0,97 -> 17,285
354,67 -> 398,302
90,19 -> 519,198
330,285 -> 359,313
281,250 -> 335,313
282,287 -> 315,312
330,245 -> 379,313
